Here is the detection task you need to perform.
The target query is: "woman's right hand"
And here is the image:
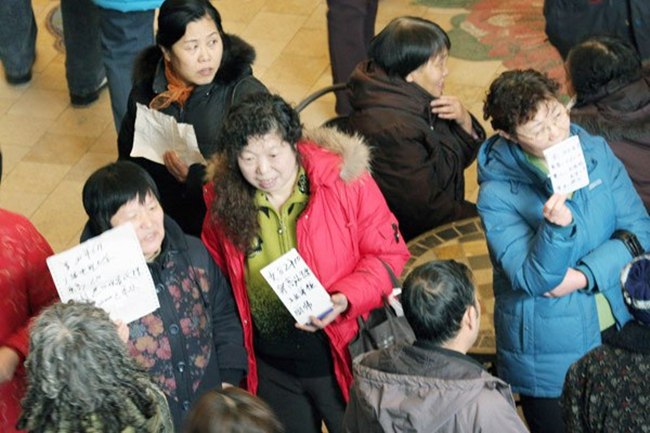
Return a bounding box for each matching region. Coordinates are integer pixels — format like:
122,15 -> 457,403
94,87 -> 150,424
543,193 -> 573,227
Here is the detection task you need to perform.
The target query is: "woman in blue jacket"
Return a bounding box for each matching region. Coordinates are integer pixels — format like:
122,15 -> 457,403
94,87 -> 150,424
478,69 -> 650,433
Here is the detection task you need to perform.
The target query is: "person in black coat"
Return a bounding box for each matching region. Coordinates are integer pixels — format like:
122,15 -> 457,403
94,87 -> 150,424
118,0 -> 267,236
347,17 -> 485,241
82,161 -> 247,431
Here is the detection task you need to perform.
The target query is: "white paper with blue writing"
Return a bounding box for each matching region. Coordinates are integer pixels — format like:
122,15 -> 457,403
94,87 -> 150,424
46,224 -> 159,324
260,248 -> 334,325
543,135 -> 590,194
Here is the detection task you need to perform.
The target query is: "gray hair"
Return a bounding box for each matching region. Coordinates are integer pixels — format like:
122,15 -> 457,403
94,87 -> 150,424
18,301 -> 168,432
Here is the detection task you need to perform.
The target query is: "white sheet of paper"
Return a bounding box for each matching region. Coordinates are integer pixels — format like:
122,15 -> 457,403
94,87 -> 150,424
131,103 -> 205,166
543,135 -> 590,194
46,224 -> 160,324
260,248 -> 334,325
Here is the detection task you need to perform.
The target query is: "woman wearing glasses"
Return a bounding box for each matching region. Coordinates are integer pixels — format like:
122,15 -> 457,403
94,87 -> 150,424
477,69 -> 650,433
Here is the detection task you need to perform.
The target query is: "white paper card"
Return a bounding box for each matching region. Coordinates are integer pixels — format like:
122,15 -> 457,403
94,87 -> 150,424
543,135 -> 589,194
131,103 -> 205,166
46,224 -> 160,324
260,248 -> 334,325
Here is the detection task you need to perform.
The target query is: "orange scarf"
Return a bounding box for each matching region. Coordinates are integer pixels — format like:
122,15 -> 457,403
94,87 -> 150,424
149,59 -> 195,110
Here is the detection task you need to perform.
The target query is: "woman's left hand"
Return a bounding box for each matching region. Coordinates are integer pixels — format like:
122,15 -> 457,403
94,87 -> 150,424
163,150 -> 189,183
296,293 -> 349,332
430,96 -> 473,135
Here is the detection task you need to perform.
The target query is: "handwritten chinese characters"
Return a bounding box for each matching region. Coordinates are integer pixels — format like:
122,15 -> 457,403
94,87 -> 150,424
544,135 -> 590,194
260,248 -> 333,325
46,224 -> 159,323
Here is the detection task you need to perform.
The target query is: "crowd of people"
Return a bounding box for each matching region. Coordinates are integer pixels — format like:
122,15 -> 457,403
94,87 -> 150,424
1,0 -> 650,432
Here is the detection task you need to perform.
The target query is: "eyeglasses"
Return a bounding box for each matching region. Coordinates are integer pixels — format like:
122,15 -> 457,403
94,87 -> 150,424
516,101 -> 570,142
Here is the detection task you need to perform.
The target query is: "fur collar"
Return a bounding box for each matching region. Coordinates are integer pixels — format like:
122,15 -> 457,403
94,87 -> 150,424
205,127 -> 371,186
302,127 -> 371,183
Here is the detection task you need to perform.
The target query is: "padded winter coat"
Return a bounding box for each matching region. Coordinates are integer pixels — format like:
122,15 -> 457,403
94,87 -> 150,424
477,124 -> 650,397
202,128 -> 410,400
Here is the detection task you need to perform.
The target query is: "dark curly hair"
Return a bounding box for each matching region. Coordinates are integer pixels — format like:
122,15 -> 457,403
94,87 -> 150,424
483,69 -> 560,137
18,302 -> 169,433
566,35 -> 642,107
208,93 -> 302,252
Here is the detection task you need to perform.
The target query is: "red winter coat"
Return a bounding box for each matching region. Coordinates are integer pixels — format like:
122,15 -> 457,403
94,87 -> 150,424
202,128 -> 410,400
0,209 -> 58,433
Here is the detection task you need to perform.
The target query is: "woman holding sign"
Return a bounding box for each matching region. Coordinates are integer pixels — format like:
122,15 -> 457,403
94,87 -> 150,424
82,161 -> 247,431
118,0 -> 267,236
201,93 -> 409,433
477,69 -> 650,433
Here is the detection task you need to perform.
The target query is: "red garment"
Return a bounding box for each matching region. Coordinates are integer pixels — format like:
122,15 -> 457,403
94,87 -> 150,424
0,209 -> 58,433
202,132 -> 410,401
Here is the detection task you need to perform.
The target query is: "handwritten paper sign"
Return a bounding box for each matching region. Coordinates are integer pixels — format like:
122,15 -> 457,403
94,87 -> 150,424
260,248 -> 333,325
46,224 -> 159,324
131,103 -> 205,166
544,135 -> 590,194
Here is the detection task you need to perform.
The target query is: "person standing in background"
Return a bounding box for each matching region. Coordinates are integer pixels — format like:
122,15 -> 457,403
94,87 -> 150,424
60,0 -> 163,131
326,0 -> 378,115
0,0 -> 39,85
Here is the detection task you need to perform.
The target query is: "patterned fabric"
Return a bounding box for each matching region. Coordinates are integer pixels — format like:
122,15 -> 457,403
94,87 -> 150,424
562,321 -> 650,433
127,264 -> 212,399
118,216 -> 246,430
0,209 -> 58,433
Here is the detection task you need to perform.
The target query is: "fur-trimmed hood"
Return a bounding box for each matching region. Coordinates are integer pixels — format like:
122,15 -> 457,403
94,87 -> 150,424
133,34 -> 257,91
206,127 -> 372,186
301,127 -> 371,183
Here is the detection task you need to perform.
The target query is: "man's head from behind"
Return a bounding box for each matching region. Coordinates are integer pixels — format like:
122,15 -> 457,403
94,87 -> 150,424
402,260 -> 480,352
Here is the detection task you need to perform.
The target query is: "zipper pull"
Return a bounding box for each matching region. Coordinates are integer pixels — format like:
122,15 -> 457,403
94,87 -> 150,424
392,223 -> 400,243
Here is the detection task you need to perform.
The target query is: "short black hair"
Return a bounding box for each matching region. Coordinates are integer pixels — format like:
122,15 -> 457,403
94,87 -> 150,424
483,69 -> 560,137
567,35 -> 642,106
82,161 -> 160,237
368,16 -> 450,79
402,260 -> 476,345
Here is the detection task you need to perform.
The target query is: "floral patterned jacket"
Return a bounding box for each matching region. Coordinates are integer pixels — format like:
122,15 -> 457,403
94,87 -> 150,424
84,216 -> 247,431
562,321 -> 650,433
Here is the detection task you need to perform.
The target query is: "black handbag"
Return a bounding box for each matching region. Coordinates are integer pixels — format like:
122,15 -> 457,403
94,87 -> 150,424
348,261 -> 416,360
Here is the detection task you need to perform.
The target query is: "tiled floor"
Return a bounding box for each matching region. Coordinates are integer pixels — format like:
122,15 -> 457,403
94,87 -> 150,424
0,0 -> 507,253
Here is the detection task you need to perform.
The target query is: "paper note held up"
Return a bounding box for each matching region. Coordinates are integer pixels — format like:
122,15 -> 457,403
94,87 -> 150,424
131,103 -> 205,166
46,224 -> 159,324
260,248 -> 334,325
543,135 -> 590,194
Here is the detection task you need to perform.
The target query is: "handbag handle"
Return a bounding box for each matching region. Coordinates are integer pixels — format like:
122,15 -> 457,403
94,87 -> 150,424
356,259 -> 401,332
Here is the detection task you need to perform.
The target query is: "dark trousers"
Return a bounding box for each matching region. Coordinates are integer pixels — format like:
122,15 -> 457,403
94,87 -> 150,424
326,0 -> 378,115
520,395 -> 565,433
256,357 -> 346,433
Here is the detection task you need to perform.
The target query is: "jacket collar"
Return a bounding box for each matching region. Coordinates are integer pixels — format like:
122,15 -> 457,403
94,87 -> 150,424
414,339 -> 487,371
571,71 -> 650,142
606,320 -> 650,354
349,60 -> 433,119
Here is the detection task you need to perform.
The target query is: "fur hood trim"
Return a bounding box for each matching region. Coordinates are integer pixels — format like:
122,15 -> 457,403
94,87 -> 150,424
302,127 -> 371,183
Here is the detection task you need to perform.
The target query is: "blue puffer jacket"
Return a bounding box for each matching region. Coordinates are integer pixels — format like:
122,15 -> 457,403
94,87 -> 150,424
93,0 -> 162,12
477,124 -> 650,398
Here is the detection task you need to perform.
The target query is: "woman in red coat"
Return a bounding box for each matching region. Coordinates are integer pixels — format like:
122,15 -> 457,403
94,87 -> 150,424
201,93 -> 409,433
0,152 -> 59,433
